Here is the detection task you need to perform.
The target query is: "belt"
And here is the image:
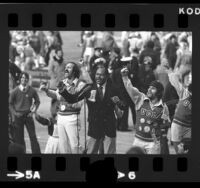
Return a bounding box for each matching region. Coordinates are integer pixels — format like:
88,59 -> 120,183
58,111 -> 80,116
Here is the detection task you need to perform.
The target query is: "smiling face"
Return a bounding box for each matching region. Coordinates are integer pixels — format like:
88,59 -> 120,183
20,74 -> 29,87
146,86 -> 157,100
64,63 -> 75,79
95,67 -> 108,86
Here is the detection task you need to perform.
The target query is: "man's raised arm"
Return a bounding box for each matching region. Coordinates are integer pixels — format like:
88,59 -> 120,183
121,67 -> 145,109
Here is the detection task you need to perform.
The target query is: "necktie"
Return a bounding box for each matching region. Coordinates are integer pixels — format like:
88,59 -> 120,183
98,86 -> 103,100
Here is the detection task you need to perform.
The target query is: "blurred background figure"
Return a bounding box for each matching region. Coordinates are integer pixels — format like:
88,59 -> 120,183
111,56 -> 138,131
81,31 -> 96,71
139,40 -> 160,71
121,31 -> 130,57
138,56 -> 156,94
164,34 -> 178,70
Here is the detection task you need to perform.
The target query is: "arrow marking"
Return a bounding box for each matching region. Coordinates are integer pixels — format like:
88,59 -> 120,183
7,171 -> 25,180
117,171 -> 125,179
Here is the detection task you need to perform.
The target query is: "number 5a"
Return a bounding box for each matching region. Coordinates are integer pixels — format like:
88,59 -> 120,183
128,171 -> 136,180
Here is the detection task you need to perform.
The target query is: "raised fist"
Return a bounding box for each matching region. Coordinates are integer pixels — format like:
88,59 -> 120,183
121,67 -> 129,77
111,96 -> 120,104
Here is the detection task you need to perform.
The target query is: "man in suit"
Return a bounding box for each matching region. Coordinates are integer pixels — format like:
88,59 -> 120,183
59,66 -> 124,154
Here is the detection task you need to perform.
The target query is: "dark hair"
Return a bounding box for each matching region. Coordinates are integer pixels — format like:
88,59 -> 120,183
66,62 -> 81,78
19,72 -> 29,80
55,47 -> 63,54
95,65 -> 109,76
150,32 -> 156,37
132,48 -> 139,54
150,80 -> 164,100
181,69 -> 191,83
146,40 -> 154,49
126,146 -> 146,154
170,34 -> 176,40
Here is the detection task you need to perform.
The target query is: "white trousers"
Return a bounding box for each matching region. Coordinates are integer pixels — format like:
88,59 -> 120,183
57,114 -> 81,154
44,136 -> 59,154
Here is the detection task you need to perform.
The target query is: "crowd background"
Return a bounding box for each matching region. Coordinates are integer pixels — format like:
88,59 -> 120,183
9,31 -> 192,154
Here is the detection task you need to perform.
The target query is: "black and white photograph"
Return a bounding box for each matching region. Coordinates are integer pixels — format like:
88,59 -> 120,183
8,31 -> 192,155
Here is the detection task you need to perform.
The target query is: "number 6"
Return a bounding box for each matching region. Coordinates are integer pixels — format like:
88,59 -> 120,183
128,171 -> 136,180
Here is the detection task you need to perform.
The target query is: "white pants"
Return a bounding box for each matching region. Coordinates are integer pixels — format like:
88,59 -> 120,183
133,137 -> 160,154
57,114 -> 82,154
44,136 -> 59,154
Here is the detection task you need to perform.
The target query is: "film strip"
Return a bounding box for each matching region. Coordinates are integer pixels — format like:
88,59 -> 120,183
0,3 -> 200,182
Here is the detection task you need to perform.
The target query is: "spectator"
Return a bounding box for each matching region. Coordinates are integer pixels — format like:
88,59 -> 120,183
108,47 -> 122,72
101,32 -> 117,51
89,46 -> 104,75
139,40 -> 160,70
23,39 -> 37,70
154,57 -> 169,90
9,72 -> 41,153
164,34 -> 178,70
171,75 -> 192,154
111,56 -> 138,131
52,31 -> 63,49
174,38 -> 192,70
82,31 -> 96,71
129,32 -> 143,55
9,60 -> 22,89
138,56 -> 156,94
150,32 -> 162,55
121,31 -> 130,57
48,48 -> 66,90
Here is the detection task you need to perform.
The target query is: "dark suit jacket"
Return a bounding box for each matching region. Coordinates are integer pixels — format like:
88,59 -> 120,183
86,79 -> 123,139
59,79 -> 124,139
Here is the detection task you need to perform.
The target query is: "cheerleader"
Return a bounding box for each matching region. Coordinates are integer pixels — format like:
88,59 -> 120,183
35,113 -> 60,154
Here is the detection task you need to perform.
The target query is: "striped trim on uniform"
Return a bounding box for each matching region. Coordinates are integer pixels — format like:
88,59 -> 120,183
135,134 -> 160,142
173,118 -> 191,128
